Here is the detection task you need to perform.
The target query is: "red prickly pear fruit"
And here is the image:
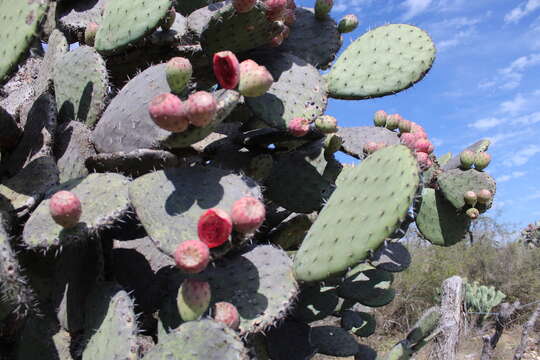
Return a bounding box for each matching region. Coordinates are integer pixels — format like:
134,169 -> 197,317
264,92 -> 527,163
466,208 -> 480,220
373,110 -> 387,127
213,302 -> 240,330
49,191 -> 82,228
288,117 -> 310,137
84,22 -> 99,46
315,115 -> 338,134
198,208 -> 233,248
186,91 -> 218,128
177,279 -> 211,321
161,6 -> 176,31
166,57 -> 192,94
338,14 -> 359,34
233,0 -> 257,13
414,138 -> 434,154
386,114 -> 402,130
314,0 -> 333,20
474,152 -> 491,171
410,123 -> 427,138
416,152 -> 432,170
213,51 -> 240,89
231,197 -> 266,233
238,60 -> 274,97
265,0 -> 287,21
148,93 -> 189,133
464,191 -> 477,206
269,32 -> 285,47
363,141 -> 378,155
477,189 -> 492,205
283,9 -> 296,26
174,240 -> 210,273
398,119 -> 412,133
400,132 -> 417,150
460,150 -> 475,169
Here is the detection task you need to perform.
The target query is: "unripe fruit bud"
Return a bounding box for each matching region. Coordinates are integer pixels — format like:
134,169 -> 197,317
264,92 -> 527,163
148,93 -> 189,133
474,152 -> 491,171
460,150 -> 475,169
414,139 -> 434,154
477,189 -> 492,205
161,7 -> 176,31
363,141 -> 378,155
398,119 -> 412,133
315,115 -> 338,134
177,279 -> 211,321
231,197 -> 266,233
84,22 -> 99,46
166,57 -> 192,94
213,302 -> 240,330
174,240 -> 210,273
287,117 -> 310,137
386,114 -> 402,130
213,51 -> 240,89
373,110 -> 387,127
186,91 -> 218,127
49,191 -> 82,228
238,60 -> 274,97
464,191 -> 477,206
233,0 -> 257,13
198,208 -> 233,248
338,14 -> 359,33
466,208 -> 480,220
314,0 -> 333,20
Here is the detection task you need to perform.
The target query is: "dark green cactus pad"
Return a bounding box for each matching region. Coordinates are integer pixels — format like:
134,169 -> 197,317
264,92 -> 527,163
54,121 -> 96,183
187,1 -> 228,37
200,2 -> 281,55
438,168 -> 496,210
338,267 -> 395,307
416,188 -> 470,247
93,63 -> 240,152
53,45 -> 108,127
310,326 -> 360,357
338,126 -> 400,159
81,282 -> 138,360
0,105 -> 21,149
341,310 -> 376,337
175,0 -> 218,16
148,11 -> 188,45
268,213 -> 314,250
246,51 -> 327,130
22,173 -> 131,250
442,139 -> 490,170
147,319 -> 248,360
406,306 -> 441,344
267,320 -> 317,360
129,166 -> 261,257
294,145 -> 420,282
57,0 -> 107,37
34,29 -> 68,96
279,8 -> 341,69
95,0 -> 172,54
369,241 -> 411,273
325,24 -> 436,100
292,284 -> 339,322
264,140 -> 342,213
0,0 -> 49,83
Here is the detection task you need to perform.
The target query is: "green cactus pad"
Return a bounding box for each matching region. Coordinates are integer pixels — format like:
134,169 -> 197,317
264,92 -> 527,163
246,51 -> 327,130
82,283 -> 138,360
292,284 -> 339,322
341,310 -> 376,337
0,0 -> 49,83
53,45 -> 108,127
147,319 -> 248,360
267,320 -> 317,360
200,2 -> 280,55
369,241 -> 411,273
416,188 -> 470,247
187,1 -> 228,36
338,126 -> 400,159
438,168 -> 496,210
268,213 -> 314,250
442,139 -> 490,170
22,173 -> 131,250
95,0 -> 173,54
93,64 -> 240,153
54,121 -> 96,183
406,306 -> 441,344
338,267 -> 395,307
35,29 -> 68,96
0,106 -> 21,149
325,24 -> 436,100
310,326 -> 360,357
129,166 -> 261,257
293,145 -> 420,282
279,8 -> 341,69
57,0 -> 107,37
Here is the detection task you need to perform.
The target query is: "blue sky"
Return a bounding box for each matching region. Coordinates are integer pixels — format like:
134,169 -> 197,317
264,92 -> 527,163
294,0 -> 540,229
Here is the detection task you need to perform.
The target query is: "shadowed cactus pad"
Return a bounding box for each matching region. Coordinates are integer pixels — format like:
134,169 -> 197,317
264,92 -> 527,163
293,145 -> 420,282
338,266 -> 395,307
338,126 -> 400,159
325,24 -> 436,100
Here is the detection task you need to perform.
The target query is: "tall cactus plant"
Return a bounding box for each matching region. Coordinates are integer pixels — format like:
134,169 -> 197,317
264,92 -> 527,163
0,0 -> 497,358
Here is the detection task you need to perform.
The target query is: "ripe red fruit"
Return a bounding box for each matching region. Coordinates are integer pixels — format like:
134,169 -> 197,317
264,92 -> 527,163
213,51 -> 240,90
231,197 -> 266,233
416,152 -> 432,170
414,139 -> 434,154
148,93 -> 189,133
400,132 -> 417,150
213,302 -> 240,330
288,117 -> 310,137
186,91 -> 218,128
174,240 -> 210,273
49,191 -> 82,228
198,208 -> 233,248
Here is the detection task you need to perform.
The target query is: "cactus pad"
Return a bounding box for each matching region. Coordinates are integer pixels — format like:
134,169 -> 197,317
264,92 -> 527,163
95,0 -> 173,54
338,126 -> 400,159
292,284 -> 339,322
53,45 -> 108,127
57,0 -> 107,36
310,326 -> 360,357
293,145 -> 420,282
369,241 -> 411,272
325,24 -> 436,99
341,310 -> 376,337
54,121 -> 96,183
22,173 -> 131,250
338,267 -> 395,307
267,320 -> 317,360
35,29 -> 68,96
406,306 -> 441,344
442,139 -> 490,170
438,168 -> 496,210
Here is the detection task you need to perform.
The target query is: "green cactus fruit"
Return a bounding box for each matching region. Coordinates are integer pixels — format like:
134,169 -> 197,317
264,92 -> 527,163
474,152 -> 491,171
337,14 -> 359,33
373,110 -> 387,127
314,0 -> 333,20
464,190 -> 477,206
238,59 -> 274,97
166,57 -> 192,94
466,207 -> 480,220
315,115 -> 338,134
399,119 -> 412,133
177,279 -> 211,321
386,114 -> 402,130
443,139 -> 490,170
438,168 -> 496,211
460,150 -> 475,169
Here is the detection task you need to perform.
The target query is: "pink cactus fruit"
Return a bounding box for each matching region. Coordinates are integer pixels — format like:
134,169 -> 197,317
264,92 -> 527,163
265,0 -> 287,21
463,191 -> 477,206
314,0 -> 333,20
233,0 -> 257,13
386,114 -> 402,130
174,240 -> 210,273
49,191 -> 82,228
177,279 -> 211,321
410,123 -> 428,138
400,133 -> 417,150
373,110 -> 387,127
197,208 -> 233,248
186,91 -> 218,128
363,141 -> 379,155
414,138 -> 434,154
231,197 -> 266,233
238,60 -> 274,97
213,301 -> 240,330
148,93 -> 190,133
416,152 -> 432,170
474,152 -> 491,171
288,117 -> 310,137
477,189 -> 493,205
165,57 -> 193,94
213,51 -> 240,90
398,119 -> 412,133
466,208 -> 480,220
269,32 -> 285,47
84,22 -> 99,46
337,14 -> 359,34
459,150 -> 475,169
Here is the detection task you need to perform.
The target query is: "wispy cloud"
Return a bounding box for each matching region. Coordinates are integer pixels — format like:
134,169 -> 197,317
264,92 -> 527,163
402,0 -> 432,20
469,117 -> 504,130
505,0 -> 540,23
504,144 -> 540,166
479,53 -> 540,90
500,94 -> 528,115
497,171 -> 527,182
487,130 -> 530,145
438,29 -> 475,51
332,0 -> 373,13
511,111 -> 540,125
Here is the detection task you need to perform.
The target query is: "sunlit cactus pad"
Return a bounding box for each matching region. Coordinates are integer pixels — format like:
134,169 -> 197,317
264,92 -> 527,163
438,168 -> 496,210
338,126 -> 400,159
325,24 -> 436,99
293,145 -> 420,282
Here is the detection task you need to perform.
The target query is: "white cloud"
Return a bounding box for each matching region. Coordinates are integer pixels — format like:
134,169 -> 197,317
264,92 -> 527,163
332,0 -> 373,13
402,0 -> 432,20
511,111 -> 540,125
497,171 -> 527,182
505,0 -> 540,23
469,117 -> 504,130
504,144 -> 540,166
499,53 -> 540,89
500,94 -> 527,115
529,191 -> 540,200
437,29 -> 475,51
487,130 -> 530,145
